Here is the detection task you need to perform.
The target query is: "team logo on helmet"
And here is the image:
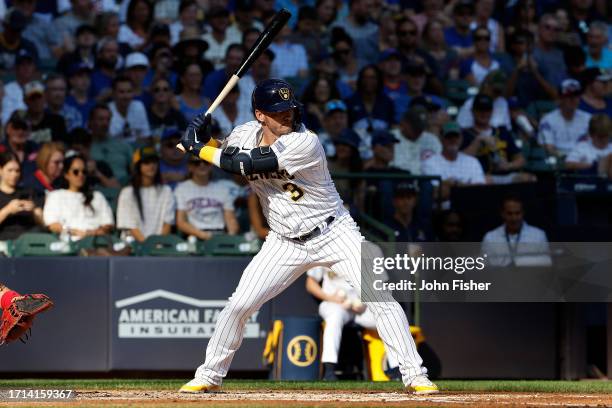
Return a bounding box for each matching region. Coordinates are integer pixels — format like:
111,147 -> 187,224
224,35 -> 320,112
279,88 -> 291,100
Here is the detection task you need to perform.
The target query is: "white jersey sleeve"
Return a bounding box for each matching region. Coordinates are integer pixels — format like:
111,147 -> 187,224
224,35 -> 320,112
306,266 -> 325,282
271,128 -> 320,175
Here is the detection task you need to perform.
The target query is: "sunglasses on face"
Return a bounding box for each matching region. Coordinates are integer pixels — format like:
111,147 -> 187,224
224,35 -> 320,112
71,168 -> 86,176
154,86 -> 170,93
475,35 -> 490,41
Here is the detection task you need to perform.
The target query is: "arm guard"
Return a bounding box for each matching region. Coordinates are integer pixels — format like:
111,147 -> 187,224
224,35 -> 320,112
219,146 -> 279,176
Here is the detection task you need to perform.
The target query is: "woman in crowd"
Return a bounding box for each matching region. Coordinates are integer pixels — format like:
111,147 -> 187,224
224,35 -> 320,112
175,156 -> 239,241
25,142 -> 65,198
176,62 -> 208,123
346,64 -> 395,132
0,152 -> 44,240
43,152 -> 114,240
330,32 -> 362,90
301,76 -> 341,133
422,18 -> 461,82
116,147 -> 175,242
460,26 -> 501,86
119,0 -> 154,50
148,77 -> 188,139
470,0 -> 504,52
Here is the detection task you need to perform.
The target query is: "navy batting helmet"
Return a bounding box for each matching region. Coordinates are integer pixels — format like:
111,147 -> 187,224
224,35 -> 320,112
252,78 -> 301,113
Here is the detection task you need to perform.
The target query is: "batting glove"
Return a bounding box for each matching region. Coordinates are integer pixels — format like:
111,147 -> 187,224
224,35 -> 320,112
181,112 -> 212,157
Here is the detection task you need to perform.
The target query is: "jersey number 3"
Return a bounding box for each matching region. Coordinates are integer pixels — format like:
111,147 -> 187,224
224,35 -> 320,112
283,182 -> 304,201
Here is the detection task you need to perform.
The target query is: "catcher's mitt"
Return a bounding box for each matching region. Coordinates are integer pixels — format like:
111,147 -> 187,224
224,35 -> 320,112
0,294 -> 53,345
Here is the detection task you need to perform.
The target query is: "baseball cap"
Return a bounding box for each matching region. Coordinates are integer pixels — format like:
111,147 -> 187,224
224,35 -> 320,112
402,106 -> 428,134
15,48 -> 35,65
442,121 -> 461,137
371,130 -> 399,146
472,94 -> 494,111
379,48 -> 402,63
4,8 -> 27,32
559,78 -> 582,97
325,99 -> 347,115
125,52 -> 150,69
334,129 -> 360,149
394,181 -> 419,196
132,146 -> 159,164
24,81 -> 45,98
161,127 -> 182,141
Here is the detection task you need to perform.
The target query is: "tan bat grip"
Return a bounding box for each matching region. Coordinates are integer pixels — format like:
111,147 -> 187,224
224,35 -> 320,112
176,74 -> 241,152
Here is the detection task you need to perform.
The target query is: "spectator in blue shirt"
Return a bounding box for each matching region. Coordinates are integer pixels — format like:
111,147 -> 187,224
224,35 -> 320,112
380,49 -> 410,123
66,63 -> 96,125
532,14 -> 568,88
444,0 -> 475,57
203,44 -> 245,103
346,64 -> 396,132
585,21 -> 612,69
301,76 -> 341,133
90,37 -> 120,102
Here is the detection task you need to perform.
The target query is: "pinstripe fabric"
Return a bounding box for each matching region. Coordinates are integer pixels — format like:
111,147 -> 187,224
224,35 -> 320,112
192,123 -> 427,387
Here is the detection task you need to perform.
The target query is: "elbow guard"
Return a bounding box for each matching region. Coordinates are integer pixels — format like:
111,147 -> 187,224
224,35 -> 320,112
220,145 -> 279,176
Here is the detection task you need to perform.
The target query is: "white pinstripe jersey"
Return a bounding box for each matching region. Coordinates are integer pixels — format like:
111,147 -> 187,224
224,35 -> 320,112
224,120 -> 347,238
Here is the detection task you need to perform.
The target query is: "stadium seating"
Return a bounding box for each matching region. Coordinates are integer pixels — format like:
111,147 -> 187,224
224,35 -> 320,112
198,234 -> 261,256
8,233 -> 76,257
137,234 -> 190,257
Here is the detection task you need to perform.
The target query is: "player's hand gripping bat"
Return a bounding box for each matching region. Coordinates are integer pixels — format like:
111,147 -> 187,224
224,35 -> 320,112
177,9 -> 292,153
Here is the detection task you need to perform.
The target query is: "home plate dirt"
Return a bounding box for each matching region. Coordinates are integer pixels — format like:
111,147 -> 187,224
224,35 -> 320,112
64,390 -> 612,407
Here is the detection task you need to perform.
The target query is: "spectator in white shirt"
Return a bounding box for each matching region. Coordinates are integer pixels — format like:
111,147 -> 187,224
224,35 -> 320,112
212,85 -> 253,137
108,75 -> 151,142
565,114 -> 612,178
422,121 -> 486,202
116,146 -> 175,242
269,23 -> 309,79
175,156 -> 239,241
202,7 -> 233,69
1,49 -> 37,124
481,194 -> 550,267
538,78 -> 591,158
169,0 -> 199,45
117,0 -> 153,50
391,106 -> 441,174
43,152 -> 114,240
456,70 -> 511,130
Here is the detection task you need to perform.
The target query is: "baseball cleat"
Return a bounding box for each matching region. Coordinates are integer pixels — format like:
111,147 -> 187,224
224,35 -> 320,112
179,378 -> 221,393
407,375 -> 439,394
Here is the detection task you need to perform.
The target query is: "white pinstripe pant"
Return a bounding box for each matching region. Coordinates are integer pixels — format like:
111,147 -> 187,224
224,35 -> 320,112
194,214 -> 427,386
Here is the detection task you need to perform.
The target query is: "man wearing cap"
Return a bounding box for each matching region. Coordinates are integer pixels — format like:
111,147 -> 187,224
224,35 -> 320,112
65,62 -> 95,123
1,48 -> 38,124
45,73 -> 83,131
23,80 -> 67,144
422,122 -> 486,202
108,75 -> 151,142
365,130 -> 410,218
0,9 -> 38,72
457,70 -> 512,130
88,104 -> 133,185
578,67 -> 612,116
53,0 -> 95,40
538,78 -> 591,157
461,94 -> 529,184
319,100 -> 353,158
391,106 -> 441,175
56,24 -> 97,78
385,182 -> 430,242
124,52 -> 150,104
159,127 -> 189,187
203,8 -> 235,70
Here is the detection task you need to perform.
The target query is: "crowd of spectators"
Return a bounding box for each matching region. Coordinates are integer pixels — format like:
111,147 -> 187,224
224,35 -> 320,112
0,0 -> 609,247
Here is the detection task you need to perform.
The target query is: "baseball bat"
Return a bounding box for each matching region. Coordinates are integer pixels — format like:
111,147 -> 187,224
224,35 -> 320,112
177,8 -> 292,152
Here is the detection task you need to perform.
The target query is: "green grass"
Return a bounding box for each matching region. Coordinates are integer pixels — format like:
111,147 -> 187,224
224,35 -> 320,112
0,379 -> 611,394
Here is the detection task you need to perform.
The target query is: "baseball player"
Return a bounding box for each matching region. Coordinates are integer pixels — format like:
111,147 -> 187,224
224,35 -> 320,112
0,283 -> 53,345
306,266 -> 400,381
178,79 -> 438,394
